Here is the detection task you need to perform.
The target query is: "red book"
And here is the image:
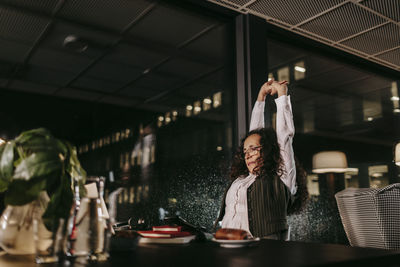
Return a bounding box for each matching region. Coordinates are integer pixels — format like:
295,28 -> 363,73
152,225 -> 182,232
137,231 -> 192,238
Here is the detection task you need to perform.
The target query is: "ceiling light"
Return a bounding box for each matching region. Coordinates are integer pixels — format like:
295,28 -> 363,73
391,96 -> 400,101
367,117 -> 373,121
63,35 -> 88,53
394,109 -> 400,113
158,116 -> 164,122
186,105 -> 193,111
172,111 -> 178,116
216,146 -> 223,151
294,66 -> 306,73
194,106 -> 201,112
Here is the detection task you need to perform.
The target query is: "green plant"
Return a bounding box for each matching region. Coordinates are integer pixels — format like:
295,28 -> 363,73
0,128 -> 86,230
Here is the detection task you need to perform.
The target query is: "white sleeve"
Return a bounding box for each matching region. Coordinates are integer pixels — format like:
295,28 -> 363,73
275,95 -> 297,195
249,101 -> 265,131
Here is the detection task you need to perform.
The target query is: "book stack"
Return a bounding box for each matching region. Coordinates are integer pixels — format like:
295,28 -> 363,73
137,225 -> 196,244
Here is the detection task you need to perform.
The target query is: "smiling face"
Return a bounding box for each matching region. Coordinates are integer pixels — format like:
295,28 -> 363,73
243,134 -> 262,174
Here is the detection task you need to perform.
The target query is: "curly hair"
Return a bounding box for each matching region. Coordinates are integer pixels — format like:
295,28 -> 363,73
230,128 -> 308,215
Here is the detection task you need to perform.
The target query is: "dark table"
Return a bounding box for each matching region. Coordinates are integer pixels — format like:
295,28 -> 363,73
1,239 -> 400,267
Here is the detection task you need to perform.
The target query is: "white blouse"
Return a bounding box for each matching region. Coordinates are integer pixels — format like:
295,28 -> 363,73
221,95 -> 296,234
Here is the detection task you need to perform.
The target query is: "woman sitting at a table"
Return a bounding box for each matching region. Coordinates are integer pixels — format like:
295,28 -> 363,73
214,79 -> 307,240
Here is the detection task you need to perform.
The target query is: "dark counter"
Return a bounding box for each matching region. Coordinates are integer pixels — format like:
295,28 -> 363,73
1,239 -> 400,267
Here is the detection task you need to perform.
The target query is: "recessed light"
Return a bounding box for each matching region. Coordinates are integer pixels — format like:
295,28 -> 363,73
63,35 -> 88,53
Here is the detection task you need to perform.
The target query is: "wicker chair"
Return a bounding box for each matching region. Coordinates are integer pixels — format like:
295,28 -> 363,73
335,183 -> 400,249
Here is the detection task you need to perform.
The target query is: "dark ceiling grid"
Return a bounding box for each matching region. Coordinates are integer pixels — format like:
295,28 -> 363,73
128,4 -> 216,47
0,0 -> 60,15
1,0 -> 66,92
114,23 -> 222,103
377,48 -> 400,66
362,0 -> 400,22
341,22 -> 400,55
248,0 -> 346,26
142,65 -> 225,105
207,0 -> 400,72
54,1 -> 157,100
299,3 -> 386,42
56,86 -> 103,101
58,0 -> 155,32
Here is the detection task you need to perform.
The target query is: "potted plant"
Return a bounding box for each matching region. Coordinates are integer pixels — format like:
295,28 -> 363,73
0,128 -> 86,254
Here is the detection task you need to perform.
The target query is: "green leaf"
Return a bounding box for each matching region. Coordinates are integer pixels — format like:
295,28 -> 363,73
42,174 -> 73,231
15,128 -> 53,144
0,142 -> 15,190
13,152 -> 63,181
5,178 -> 47,205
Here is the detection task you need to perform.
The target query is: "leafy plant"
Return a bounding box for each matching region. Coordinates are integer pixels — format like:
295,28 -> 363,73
0,128 -> 86,230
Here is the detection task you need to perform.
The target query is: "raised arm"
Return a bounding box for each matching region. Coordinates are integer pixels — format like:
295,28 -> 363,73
249,80 -> 297,195
249,79 -> 273,131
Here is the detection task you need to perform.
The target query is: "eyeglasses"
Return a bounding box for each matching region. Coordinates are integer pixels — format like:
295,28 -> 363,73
243,146 -> 262,157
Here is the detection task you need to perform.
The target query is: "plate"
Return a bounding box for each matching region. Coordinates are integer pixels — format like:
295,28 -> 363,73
138,235 -> 196,245
211,237 -> 260,248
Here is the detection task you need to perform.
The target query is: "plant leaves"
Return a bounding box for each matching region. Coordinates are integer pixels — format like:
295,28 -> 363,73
15,128 -> 53,144
42,174 -> 73,231
0,141 -> 15,191
13,152 -> 63,181
4,178 -> 47,205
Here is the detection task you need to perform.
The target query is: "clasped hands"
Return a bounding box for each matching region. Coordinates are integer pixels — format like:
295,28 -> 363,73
257,78 -> 288,102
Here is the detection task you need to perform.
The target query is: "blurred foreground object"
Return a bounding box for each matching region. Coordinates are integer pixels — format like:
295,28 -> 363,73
336,184 -> 400,249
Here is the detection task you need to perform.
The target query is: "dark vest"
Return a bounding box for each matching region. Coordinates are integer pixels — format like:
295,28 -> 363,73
215,174 -> 292,237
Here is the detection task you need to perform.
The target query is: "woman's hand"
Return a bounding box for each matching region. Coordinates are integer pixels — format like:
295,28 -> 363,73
257,78 -> 288,101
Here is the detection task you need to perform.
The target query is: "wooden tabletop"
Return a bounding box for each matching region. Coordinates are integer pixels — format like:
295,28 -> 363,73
1,238 -> 400,267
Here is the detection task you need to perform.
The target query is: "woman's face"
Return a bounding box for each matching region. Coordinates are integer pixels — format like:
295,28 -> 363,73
243,134 -> 262,174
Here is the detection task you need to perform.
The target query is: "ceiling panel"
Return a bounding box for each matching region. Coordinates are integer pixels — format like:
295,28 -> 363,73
299,3 -> 385,41
85,61 -> 143,84
181,24 -> 232,62
0,39 -> 30,63
56,87 -> 103,101
29,48 -> 93,73
118,86 -> 160,99
376,48 -> 400,66
99,95 -> 139,107
128,72 -> 181,91
0,6 -> 49,44
104,43 -> 168,69
208,0 -> 400,71
341,23 -> 400,55
0,0 -> 60,14
25,66 -> 74,86
58,0 -> 153,32
72,77 -> 123,93
156,57 -> 215,80
248,0 -> 345,25
361,0 -> 400,22
129,4 -> 215,48
9,80 -> 58,94
39,21 -> 119,58
0,62 -> 14,77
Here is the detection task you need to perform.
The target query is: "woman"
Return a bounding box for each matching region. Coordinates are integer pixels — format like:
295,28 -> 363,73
215,79 -> 307,240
